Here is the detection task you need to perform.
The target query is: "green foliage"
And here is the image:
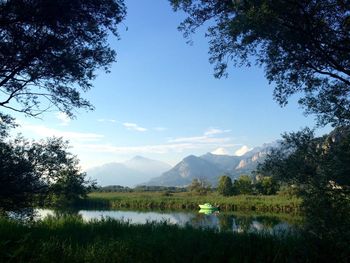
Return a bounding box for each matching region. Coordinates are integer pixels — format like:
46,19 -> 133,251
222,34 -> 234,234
0,140 -> 42,212
0,136 -> 94,211
0,0 -> 126,117
133,185 -> 187,193
0,216 -> 348,262
96,185 -> 133,192
188,178 -> 211,195
0,113 -> 17,138
254,176 -> 279,195
87,192 -> 301,213
50,169 -> 96,206
217,175 -> 233,196
233,175 -> 254,195
258,127 -> 350,250
258,127 -> 350,188
277,185 -> 299,197
170,0 -> 350,126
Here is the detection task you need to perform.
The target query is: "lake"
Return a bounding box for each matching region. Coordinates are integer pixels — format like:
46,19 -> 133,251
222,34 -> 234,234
35,208 -> 300,233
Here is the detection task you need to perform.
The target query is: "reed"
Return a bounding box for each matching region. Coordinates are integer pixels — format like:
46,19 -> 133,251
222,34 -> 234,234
0,215 -> 307,263
85,192 -> 301,213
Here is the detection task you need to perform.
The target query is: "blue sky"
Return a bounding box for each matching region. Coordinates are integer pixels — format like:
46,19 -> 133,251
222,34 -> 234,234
9,0 -> 331,169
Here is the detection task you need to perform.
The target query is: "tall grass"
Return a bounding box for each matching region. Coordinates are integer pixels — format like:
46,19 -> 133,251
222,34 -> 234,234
85,192 -> 301,213
0,215 -> 322,263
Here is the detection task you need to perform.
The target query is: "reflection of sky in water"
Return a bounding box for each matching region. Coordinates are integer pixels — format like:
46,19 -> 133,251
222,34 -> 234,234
35,209 -> 55,219
34,209 -> 294,233
79,210 -> 194,225
193,214 -> 220,231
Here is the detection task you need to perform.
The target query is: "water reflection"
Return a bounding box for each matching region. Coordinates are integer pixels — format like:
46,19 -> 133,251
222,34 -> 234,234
35,208 -> 299,233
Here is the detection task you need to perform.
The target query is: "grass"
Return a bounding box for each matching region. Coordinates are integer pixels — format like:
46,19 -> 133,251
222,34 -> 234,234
85,192 -> 301,213
0,215 -> 316,263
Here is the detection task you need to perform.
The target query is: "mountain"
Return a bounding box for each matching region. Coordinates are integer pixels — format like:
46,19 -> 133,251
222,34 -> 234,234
145,142 -> 278,187
234,142 -> 279,172
124,156 -> 171,175
86,157 -> 171,187
147,155 -> 224,186
201,153 -> 240,171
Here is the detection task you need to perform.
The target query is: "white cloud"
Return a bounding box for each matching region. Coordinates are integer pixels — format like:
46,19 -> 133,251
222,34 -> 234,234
211,147 -> 230,155
168,128 -> 232,144
72,142 -> 200,154
56,112 -> 71,126
204,128 -> 231,136
71,127 -> 239,156
20,124 -> 104,142
123,122 -> 147,132
235,145 -> 252,156
97,119 -> 116,123
168,135 -> 231,144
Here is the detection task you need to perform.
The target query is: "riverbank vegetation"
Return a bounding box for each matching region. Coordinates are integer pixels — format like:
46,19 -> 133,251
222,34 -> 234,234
86,192 -> 301,213
1,215 -> 348,263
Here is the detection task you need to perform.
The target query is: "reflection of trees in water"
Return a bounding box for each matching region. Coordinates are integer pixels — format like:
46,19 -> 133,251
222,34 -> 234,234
168,212 -> 196,226
29,208 -> 293,234
190,213 -> 220,231
221,215 -> 283,233
232,216 -> 254,233
255,216 -> 281,229
218,214 -> 234,232
53,208 -> 82,219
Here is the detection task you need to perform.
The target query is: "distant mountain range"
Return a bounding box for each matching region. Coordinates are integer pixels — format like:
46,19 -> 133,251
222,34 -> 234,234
146,142 -> 278,187
86,156 -> 172,187
86,142 -> 278,188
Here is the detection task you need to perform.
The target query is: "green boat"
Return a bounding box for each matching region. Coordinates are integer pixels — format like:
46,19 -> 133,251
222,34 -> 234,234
198,203 -> 218,210
198,209 -> 216,215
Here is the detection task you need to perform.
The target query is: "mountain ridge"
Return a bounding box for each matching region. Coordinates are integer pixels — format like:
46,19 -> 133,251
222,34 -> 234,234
145,142 -> 278,187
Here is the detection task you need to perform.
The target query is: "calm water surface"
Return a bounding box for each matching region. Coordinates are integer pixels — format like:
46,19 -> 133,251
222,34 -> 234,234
36,209 -> 300,233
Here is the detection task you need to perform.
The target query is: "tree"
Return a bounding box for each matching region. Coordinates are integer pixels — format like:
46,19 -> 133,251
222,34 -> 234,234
0,136 -> 95,211
0,0 -> 126,117
0,113 -> 16,138
0,140 -> 43,212
217,175 -> 233,196
254,175 -> 279,195
233,175 -> 253,195
189,178 -> 211,195
170,0 -> 350,126
27,137 -> 96,204
50,168 -> 96,205
257,127 -> 350,188
257,127 -> 350,254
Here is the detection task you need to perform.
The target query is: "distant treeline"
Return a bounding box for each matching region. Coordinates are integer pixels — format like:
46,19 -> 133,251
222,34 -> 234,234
96,185 -> 187,193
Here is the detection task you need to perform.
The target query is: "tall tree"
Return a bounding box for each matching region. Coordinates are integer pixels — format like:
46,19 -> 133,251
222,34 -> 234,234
0,136 -> 95,211
257,127 -> 350,253
254,176 -> 279,195
170,0 -> 350,126
217,175 -> 233,196
233,175 -> 253,195
189,178 -> 211,195
0,0 -> 126,117
0,140 -> 42,212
